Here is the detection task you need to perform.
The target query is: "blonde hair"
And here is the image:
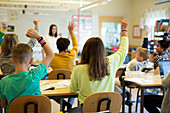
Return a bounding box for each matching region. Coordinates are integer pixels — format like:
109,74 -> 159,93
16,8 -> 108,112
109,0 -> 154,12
137,47 -> 150,61
1,34 -> 18,56
12,43 -> 33,64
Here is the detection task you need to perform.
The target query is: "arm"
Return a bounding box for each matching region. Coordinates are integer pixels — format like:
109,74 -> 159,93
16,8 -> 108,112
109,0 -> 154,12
69,67 -> 78,93
26,29 -> 54,68
107,19 -> 129,69
27,19 -> 39,48
162,72 -> 170,88
142,28 -> 150,48
68,21 -> 78,54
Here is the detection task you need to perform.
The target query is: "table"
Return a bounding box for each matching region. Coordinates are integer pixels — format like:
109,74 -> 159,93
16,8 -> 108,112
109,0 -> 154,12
122,73 -> 162,113
40,80 -> 78,111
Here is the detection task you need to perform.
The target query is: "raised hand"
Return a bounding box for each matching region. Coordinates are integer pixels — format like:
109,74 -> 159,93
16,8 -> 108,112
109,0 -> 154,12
26,29 -> 41,39
68,21 -> 76,34
121,19 -> 128,30
33,19 -> 39,26
146,28 -> 151,35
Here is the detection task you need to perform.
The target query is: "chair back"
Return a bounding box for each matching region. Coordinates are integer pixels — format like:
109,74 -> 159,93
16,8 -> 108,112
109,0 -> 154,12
48,69 -> 72,80
9,95 -> 51,113
83,92 -> 122,113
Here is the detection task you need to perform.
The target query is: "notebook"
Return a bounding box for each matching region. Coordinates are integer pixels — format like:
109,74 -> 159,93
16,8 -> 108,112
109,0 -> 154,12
158,60 -> 170,78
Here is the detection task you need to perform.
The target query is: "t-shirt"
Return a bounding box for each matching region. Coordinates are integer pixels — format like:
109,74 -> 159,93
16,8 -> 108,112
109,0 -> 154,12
44,35 -> 59,54
0,63 -> 47,113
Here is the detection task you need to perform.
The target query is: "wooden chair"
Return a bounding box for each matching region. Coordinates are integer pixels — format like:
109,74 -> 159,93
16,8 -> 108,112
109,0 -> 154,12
48,69 -> 72,80
9,95 -> 51,113
83,92 -> 122,113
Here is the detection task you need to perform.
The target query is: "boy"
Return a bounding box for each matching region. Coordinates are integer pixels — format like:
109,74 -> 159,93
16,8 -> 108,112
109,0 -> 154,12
126,47 -> 150,71
50,21 -> 78,72
0,29 -> 54,113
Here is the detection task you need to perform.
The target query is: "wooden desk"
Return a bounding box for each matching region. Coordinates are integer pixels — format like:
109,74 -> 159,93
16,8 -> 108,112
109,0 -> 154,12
122,73 -> 162,113
41,80 -> 78,111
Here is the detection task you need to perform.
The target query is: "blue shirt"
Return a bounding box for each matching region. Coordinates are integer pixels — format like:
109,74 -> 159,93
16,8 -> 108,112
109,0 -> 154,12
0,63 -> 47,113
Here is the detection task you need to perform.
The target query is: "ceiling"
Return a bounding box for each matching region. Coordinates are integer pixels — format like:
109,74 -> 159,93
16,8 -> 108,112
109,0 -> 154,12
0,0 -> 109,11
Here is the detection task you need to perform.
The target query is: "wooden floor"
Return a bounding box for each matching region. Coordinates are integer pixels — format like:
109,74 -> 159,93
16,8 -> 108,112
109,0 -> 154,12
50,88 -> 152,113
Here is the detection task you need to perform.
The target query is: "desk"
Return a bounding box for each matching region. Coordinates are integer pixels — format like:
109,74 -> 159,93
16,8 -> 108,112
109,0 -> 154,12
41,80 -> 78,111
122,73 -> 162,113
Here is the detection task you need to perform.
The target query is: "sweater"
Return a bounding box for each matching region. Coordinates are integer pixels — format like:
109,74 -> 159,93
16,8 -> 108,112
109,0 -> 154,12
69,36 -> 128,104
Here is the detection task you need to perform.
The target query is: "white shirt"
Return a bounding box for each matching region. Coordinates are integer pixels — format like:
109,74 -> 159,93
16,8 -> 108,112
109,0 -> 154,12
44,34 -> 59,54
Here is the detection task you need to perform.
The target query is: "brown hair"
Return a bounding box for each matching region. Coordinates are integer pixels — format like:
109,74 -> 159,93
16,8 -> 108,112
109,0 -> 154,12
80,37 -> 109,81
137,47 -> 150,61
12,43 -> 33,64
1,34 -> 18,56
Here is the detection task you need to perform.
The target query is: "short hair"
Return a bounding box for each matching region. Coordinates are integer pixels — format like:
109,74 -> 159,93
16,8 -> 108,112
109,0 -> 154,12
158,40 -> 170,51
80,37 -> 109,81
57,38 -> 70,52
12,43 -> 33,64
137,47 -> 150,61
1,34 -> 18,56
49,24 -> 57,37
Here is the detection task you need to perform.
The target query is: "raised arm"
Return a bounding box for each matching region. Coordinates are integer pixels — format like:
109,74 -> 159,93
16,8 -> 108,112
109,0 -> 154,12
68,21 -> 78,54
27,19 -> 39,48
26,29 -> 54,68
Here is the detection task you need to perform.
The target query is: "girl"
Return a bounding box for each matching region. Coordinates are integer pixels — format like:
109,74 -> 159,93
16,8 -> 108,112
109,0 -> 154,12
0,19 -> 38,75
69,19 -> 128,112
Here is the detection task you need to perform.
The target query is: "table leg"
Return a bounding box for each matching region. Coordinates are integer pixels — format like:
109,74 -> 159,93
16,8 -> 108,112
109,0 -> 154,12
140,88 -> 144,113
60,99 -> 64,111
122,79 -> 125,113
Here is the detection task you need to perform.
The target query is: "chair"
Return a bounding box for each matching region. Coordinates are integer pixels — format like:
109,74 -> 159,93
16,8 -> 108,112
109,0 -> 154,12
9,95 -> 51,113
48,69 -> 72,80
83,92 -> 122,113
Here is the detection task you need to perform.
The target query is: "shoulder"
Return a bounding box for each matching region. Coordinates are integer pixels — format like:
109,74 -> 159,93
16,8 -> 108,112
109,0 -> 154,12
73,64 -> 88,71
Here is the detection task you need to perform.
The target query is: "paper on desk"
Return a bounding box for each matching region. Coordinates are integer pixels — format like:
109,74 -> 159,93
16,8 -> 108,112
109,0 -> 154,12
124,77 -> 153,84
40,82 -> 66,91
57,80 -> 71,86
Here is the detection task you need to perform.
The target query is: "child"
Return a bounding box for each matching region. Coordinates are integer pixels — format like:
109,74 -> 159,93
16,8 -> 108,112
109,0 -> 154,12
50,21 -> 78,110
69,19 -> 128,112
50,21 -> 78,72
0,29 -> 54,113
0,19 -> 39,75
126,47 -> 150,71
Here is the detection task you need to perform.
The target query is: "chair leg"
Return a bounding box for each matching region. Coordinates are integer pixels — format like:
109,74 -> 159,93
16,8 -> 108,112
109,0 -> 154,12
135,88 -> 140,113
128,88 -> 132,113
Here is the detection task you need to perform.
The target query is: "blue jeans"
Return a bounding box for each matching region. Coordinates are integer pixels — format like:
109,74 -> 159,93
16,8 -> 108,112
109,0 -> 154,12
68,106 -> 83,113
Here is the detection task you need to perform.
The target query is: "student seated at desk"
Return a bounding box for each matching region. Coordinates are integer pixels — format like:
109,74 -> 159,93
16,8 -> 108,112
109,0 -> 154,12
50,21 -> 78,111
68,19 -> 128,112
0,19 -> 39,75
50,21 -> 78,72
0,29 -> 54,113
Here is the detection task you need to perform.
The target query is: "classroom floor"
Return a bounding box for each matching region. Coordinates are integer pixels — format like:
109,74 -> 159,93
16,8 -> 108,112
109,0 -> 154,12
50,88 -> 152,113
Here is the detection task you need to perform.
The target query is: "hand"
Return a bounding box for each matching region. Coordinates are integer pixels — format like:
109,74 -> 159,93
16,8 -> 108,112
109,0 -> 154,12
33,19 -> 39,26
121,19 -> 128,30
146,28 -> 151,35
68,21 -> 76,34
26,29 -> 41,39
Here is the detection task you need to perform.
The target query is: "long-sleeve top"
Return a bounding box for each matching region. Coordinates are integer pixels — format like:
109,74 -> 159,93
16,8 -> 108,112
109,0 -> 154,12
161,72 -> 170,113
0,26 -> 38,75
69,36 -> 128,104
50,33 -> 78,71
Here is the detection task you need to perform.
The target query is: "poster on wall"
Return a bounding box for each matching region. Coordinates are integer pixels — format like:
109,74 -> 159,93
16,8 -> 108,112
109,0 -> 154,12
7,25 -> 15,32
155,0 -> 170,5
0,10 -> 7,22
133,25 -> 142,39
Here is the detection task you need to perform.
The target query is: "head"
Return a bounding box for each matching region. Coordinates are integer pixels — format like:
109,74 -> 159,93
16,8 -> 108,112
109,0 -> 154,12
49,24 -> 57,37
1,34 -> 19,56
80,37 -> 109,81
136,47 -> 150,62
11,43 -> 33,65
57,38 -> 70,52
156,40 -> 169,54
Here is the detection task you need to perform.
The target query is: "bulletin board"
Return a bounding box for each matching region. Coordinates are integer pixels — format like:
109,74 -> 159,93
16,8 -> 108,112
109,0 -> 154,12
133,25 -> 142,39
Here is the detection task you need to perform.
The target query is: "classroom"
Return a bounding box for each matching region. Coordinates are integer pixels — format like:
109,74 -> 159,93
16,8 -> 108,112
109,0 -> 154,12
0,0 -> 170,113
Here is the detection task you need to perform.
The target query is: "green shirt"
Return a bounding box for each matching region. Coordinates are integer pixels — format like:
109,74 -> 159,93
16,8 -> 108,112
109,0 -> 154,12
69,36 -> 128,104
0,63 -> 47,113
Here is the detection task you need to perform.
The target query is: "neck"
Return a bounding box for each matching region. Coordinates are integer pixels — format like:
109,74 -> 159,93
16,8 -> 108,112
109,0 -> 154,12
14,63 -> 29,74
59,51 -> 66,53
